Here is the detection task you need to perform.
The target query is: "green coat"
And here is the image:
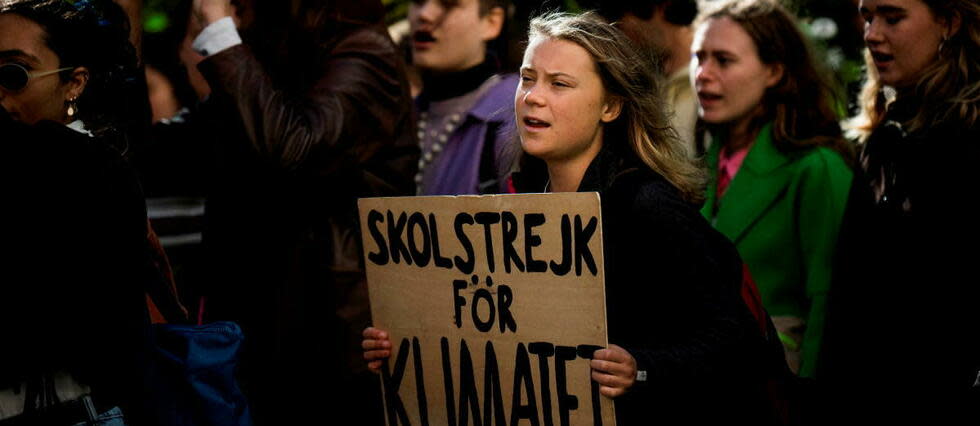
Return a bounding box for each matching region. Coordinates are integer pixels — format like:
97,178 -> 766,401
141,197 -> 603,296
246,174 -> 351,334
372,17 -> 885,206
701,124 -> 852,378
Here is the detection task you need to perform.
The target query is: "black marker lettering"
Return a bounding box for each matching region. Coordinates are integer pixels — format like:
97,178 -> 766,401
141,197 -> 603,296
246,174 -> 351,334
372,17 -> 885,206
524,214 -> 547,273
458,340 -> 482,426
441,338 -> 457,426
510,343 -> 540,426
430,214 -> 454,269
574,216 -> 598,276
554,346 -> 579,426
483,342 -> 506,426
577,345 -> 604,426
497,285 -> 517,333
454,213 -> 475,274
408,212 -> 431,267
367,209 -> 389,265
501,212 -> 525,273
474,212 -> 501,273
528,343 -> 555,426
413,337 -> 429,426
453,280 -> 468,328
381,338 -> 411,426
548,215 -> 572,276
387,211 -> 412,265
472,288 -> 495,333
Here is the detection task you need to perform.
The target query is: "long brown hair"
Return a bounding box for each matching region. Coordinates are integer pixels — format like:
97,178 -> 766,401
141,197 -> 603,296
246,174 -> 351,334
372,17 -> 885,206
699,0 -> 853,162
849,0 -> 980,141
522,11 -> 706,203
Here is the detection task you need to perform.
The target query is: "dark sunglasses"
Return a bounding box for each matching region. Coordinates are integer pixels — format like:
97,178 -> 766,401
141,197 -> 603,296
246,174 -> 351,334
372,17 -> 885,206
0,63 -> 72,92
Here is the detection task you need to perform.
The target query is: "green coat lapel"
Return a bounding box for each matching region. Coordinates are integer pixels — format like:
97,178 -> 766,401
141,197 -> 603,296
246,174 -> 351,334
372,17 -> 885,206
703,124 -> 795,243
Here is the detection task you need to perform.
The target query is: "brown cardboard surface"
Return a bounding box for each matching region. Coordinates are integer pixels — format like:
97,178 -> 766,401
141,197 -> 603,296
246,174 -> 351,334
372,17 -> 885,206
359,193 -> 615,426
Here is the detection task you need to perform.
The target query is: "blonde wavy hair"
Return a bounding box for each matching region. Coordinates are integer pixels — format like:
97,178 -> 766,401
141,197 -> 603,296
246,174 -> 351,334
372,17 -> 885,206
848,0 -> 980,141
523,11 -> 706,203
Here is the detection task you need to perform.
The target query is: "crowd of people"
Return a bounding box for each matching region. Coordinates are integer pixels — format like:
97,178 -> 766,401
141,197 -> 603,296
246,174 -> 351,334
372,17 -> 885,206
1,0 -> 977,424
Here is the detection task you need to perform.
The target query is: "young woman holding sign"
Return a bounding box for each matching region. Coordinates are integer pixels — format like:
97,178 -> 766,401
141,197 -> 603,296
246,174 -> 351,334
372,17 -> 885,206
365,12 -> 775,424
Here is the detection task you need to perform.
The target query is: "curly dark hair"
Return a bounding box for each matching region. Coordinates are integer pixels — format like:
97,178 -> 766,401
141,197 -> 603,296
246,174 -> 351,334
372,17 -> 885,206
1,0 -> 141,139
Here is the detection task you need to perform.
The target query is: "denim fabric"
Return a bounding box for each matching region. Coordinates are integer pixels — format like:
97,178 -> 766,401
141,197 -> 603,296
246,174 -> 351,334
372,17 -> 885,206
70,407 -> 125,426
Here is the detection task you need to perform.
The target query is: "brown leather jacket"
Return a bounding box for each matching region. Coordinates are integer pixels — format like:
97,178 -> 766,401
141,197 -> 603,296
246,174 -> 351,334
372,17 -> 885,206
193,22 -> 417,423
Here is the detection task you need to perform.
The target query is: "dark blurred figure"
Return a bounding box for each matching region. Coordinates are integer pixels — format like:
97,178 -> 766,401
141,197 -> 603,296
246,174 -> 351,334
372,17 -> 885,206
134,0 -> 418,423
0,104 -> 152,424
588,0 -> 700,154
408,0 -> 517,195
0,0 -> 181,423
823,0 -> 980,423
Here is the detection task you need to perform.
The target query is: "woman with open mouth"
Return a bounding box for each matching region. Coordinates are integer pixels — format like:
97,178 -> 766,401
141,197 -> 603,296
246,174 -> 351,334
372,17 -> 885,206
690,0 -> 854,380
367,11 -> 779,424
821,0 -> 980,422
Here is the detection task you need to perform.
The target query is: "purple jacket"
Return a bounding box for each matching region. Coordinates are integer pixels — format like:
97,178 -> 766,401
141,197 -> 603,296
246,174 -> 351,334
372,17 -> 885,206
418,73 -> 519,195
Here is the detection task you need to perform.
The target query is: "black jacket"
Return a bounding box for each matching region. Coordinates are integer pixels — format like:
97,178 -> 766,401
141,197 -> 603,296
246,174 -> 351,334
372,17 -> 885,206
821,99 -> 980,422
135,21 -> 417,425
516,147 -> 774,424
0,113 -> 153,423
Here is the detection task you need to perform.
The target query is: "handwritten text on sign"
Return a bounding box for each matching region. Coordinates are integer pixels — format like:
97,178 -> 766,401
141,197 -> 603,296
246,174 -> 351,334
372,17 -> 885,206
359,193 -> 615,426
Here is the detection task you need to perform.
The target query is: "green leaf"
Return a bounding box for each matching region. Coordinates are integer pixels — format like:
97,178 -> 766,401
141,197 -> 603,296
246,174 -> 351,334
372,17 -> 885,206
143,11 -> 169,33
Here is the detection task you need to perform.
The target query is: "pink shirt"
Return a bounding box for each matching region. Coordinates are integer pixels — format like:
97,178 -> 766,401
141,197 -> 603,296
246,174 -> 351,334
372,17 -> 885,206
717,144 -> 751,197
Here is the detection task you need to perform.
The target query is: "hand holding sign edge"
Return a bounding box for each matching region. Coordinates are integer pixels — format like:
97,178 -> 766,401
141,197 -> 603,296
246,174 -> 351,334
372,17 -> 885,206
590,344 -> 637,398
362,326 -> 392,373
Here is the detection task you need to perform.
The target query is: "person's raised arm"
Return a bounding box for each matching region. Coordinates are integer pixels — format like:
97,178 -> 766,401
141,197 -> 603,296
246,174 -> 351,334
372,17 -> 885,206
190,0 -> 407,175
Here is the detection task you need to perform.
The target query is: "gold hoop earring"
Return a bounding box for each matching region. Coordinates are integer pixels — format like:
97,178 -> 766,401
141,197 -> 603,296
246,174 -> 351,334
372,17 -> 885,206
939,34 -> 949,55
66,97 -> 78,121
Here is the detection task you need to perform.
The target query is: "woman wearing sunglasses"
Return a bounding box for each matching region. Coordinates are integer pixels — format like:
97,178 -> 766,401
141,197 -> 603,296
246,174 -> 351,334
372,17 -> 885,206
0,0 -> 142,141
0,64 -> 71,91
0,50 -> 81,125
0,1 -> 165,425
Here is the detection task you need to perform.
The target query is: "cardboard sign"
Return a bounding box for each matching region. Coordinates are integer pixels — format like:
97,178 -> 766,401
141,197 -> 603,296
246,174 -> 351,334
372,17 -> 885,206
359,193 -> 615,426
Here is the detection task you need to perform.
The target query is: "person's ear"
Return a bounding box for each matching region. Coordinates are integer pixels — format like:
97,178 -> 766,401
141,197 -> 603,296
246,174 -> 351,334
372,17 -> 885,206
600,97 -> 623,123
64,67 -> 89,101
480,6 -> 505,42
764,63 -> 784,88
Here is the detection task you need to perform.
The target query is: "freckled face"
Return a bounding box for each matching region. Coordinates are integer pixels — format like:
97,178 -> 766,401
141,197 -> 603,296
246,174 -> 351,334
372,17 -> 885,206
515,37 -> 620,164
0,13 -> 74,124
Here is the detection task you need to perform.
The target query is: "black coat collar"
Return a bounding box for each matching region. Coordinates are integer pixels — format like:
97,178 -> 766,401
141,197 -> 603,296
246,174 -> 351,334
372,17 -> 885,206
576,147 -> 644,194
512,146 -> 646,195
